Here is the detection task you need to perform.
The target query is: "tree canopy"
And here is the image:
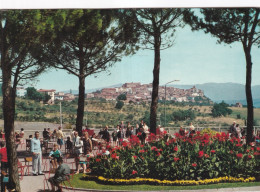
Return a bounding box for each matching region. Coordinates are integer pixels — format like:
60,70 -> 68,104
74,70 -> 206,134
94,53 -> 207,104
127,9 -> 187,134
185,8 -> 260,143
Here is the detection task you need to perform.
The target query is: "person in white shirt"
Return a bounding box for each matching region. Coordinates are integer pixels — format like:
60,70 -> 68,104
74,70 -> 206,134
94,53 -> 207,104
73,131 -> 83,174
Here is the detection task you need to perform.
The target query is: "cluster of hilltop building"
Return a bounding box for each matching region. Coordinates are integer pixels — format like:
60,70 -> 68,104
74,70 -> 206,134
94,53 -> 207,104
87,82 -> 205,103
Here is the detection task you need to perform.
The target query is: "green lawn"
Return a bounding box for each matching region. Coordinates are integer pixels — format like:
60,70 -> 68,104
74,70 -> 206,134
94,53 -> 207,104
66,174 -> 260,191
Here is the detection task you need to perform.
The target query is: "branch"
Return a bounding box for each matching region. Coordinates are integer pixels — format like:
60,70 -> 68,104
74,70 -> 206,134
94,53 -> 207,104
248,9 -> 260,47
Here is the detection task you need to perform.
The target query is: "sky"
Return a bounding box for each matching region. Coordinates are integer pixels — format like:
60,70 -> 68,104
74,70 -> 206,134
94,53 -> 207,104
35,22 -> 260,92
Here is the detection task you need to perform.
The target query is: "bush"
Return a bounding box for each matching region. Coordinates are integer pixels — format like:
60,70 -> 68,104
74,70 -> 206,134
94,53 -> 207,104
172,109 -> 196,121
211,101 -> 232,117
115,101 -> 124,110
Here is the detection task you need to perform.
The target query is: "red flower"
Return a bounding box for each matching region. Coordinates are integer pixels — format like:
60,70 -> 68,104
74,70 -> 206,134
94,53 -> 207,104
139,149 -> 145,153
137,132 -> 142,136
140,145 -> 144,148
210,150 -> 216,153
151,146 -> 157,151
204,154 -> 209,158
122,142 -> 128,147
254,152 -> 260,156
156,152 -> 161,156
236,143 -> 242,147
173,146 -> 178,152
106,145 -> 111,149
230,150 -> 233,154
165,142 -> 169,146
111,153 -> 117,159
257,147 -> 260,151
95,158 -> 101,162
192,163 -> 197,167
198,151 -> 204,158
133,155 -> 137,160
248,155 -> 252,159
246,149 -> 250,153
174,157 -> 180,162
236,153 -> 243,159
115,156 -> 119,160
132,170 -> 138,175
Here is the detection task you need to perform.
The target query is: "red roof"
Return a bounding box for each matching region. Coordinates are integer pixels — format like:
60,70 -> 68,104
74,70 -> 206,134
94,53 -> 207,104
38,89 -> 56,92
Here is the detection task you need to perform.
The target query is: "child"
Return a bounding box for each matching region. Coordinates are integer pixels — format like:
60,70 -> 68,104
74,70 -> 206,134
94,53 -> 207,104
49,143 -> 62,169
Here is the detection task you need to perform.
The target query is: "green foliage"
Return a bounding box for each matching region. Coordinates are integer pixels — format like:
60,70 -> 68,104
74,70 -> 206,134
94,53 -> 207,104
172,109 -> 196,121
115,101 -> 124,110
211,101 -> 232,117
117,94 -> 127,101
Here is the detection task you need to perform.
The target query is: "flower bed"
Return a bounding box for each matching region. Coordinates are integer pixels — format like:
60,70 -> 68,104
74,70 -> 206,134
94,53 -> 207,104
88,132 -> 260,185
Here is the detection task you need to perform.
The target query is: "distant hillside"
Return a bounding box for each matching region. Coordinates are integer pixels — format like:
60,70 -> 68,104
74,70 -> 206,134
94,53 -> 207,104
63,84 -> 123,95
171,82 -> 260,107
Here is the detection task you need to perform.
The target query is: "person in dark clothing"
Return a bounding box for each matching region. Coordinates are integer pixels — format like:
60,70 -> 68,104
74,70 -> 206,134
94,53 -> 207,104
48,157 -> 70,192
100,126 -> 110,143
125,127 -> 132,138
229,121 -> 237,138
138,128 -> 146,145
43,128 -> 49,140
139,120 -> 144,129
83,132 -> 92,155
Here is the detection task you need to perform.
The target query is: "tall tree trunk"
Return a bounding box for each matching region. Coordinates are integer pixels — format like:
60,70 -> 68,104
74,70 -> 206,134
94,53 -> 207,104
76,75 -> 85,136
1,69 -> 21,192
244,49 -> 254,144
150,35 -> 160,134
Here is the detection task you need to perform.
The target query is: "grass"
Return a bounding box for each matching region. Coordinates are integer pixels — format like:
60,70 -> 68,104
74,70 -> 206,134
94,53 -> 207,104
66,174 -> 260,191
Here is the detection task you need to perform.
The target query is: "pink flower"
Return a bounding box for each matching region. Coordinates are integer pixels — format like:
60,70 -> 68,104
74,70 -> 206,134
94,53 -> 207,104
156,152 -> 161,156
210,150 -> 216,153
139,149 -> 145,153
198,151 -> 204,158
236,153 -> 243,159
151,146 -> 157,151
192,163 -> 197,167
132,170 -> 138,175
173,146 -> 178,152
133,155 -> 137,160
248,155 -> 252,159
204,154 -> 209,158
174,157 -> 179,162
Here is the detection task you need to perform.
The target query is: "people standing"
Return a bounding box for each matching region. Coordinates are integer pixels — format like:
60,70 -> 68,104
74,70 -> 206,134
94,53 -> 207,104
236,124 -> 241,138
56,127 -> 64,149
43,128 -> 49,140
139,120 -> 144,129
117,127 -> 124,145
31,131 -> 44,176
188,122 -> 195,138
112,128 -> 118,146
229,121 -> 237,138
73,131 -> 83,174
83,132 -> 92,155
143,122 -> 149,134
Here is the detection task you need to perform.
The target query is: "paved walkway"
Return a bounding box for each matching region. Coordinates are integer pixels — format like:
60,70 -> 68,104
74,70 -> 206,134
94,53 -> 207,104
16,144 -> 260,192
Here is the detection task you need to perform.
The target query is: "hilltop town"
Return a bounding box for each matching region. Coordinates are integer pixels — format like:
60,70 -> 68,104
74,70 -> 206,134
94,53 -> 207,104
87,82 -> 207,103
